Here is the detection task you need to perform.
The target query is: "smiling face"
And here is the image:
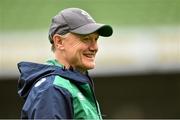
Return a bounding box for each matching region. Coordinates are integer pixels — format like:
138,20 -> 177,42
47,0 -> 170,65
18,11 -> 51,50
54,32 -> 99,72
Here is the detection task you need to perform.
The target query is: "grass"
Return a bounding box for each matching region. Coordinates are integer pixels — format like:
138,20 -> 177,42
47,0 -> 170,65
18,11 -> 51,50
0,0 -> 180,30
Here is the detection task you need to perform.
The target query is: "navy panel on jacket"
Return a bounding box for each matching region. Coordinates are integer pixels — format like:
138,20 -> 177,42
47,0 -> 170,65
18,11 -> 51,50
21,75 -> 74,119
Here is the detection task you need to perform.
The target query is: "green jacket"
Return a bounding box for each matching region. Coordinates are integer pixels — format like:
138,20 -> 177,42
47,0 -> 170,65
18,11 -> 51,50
17,59 -> 102,119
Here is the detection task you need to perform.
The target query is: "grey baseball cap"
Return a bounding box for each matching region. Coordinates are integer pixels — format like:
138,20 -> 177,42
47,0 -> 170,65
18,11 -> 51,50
48,8 -> 113,43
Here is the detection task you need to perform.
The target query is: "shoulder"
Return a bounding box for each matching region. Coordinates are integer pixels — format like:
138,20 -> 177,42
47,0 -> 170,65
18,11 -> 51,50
32,75 -> 72,95
23,75 -> 73,110
22,75 -> 74,119
26,75 -> 73,102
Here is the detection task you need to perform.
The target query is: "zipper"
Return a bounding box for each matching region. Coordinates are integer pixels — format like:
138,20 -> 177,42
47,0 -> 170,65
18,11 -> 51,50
86,73 -> 102,119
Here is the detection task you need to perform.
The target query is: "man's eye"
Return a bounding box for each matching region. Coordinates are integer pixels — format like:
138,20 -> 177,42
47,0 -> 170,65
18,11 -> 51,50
83,37 -> 89,41
95,37 -> 98,41
81,37 -> 90,42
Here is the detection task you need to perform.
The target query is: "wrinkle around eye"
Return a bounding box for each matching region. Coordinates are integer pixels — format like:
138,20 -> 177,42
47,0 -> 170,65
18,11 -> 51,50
71,41 -> 82,48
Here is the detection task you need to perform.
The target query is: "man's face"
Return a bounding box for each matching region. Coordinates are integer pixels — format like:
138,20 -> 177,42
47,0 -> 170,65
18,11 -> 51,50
62,32 -> 99,72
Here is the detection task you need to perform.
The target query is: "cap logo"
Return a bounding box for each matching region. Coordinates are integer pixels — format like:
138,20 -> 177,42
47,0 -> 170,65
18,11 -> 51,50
80,10 -> 95,22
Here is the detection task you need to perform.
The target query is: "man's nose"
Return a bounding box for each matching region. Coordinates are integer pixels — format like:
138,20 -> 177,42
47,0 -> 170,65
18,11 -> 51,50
89,41 -> 98,52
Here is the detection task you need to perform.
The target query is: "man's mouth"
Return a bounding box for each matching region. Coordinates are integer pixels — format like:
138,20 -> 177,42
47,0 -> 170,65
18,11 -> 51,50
83,53 -> 95,59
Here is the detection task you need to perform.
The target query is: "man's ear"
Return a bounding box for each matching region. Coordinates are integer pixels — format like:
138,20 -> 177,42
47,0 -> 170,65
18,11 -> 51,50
52,34 -> 64,50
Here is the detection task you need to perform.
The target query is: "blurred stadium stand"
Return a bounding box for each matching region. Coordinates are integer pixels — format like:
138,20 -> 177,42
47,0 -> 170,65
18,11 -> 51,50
0,0 -> 180,118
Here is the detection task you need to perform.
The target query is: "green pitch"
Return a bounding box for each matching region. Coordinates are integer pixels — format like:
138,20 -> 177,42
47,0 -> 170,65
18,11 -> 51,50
0,0 -> 180,30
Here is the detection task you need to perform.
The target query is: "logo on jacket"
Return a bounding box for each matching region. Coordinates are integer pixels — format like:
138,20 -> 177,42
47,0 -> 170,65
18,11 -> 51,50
35,78 -> 46,87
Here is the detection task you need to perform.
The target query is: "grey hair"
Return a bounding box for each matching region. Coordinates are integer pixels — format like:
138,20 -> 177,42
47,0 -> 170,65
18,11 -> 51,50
51,33 -> 70,52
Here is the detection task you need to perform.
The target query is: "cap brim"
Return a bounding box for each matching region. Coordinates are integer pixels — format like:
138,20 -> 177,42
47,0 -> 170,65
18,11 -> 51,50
70,23 -> 113,37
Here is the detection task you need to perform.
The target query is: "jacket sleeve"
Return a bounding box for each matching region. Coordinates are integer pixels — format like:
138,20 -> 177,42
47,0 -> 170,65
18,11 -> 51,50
26,85 -> 74,119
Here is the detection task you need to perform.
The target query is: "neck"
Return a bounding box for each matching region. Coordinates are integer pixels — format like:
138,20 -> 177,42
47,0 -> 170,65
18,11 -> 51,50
55,51 -> 86,73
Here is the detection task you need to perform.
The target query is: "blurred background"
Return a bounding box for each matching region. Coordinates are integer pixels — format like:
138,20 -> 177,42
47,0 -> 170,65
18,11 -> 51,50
0,0 -> 180,118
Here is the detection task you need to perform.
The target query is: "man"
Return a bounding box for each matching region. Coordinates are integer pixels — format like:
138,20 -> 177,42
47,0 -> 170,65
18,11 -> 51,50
17,8 -> 113,119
